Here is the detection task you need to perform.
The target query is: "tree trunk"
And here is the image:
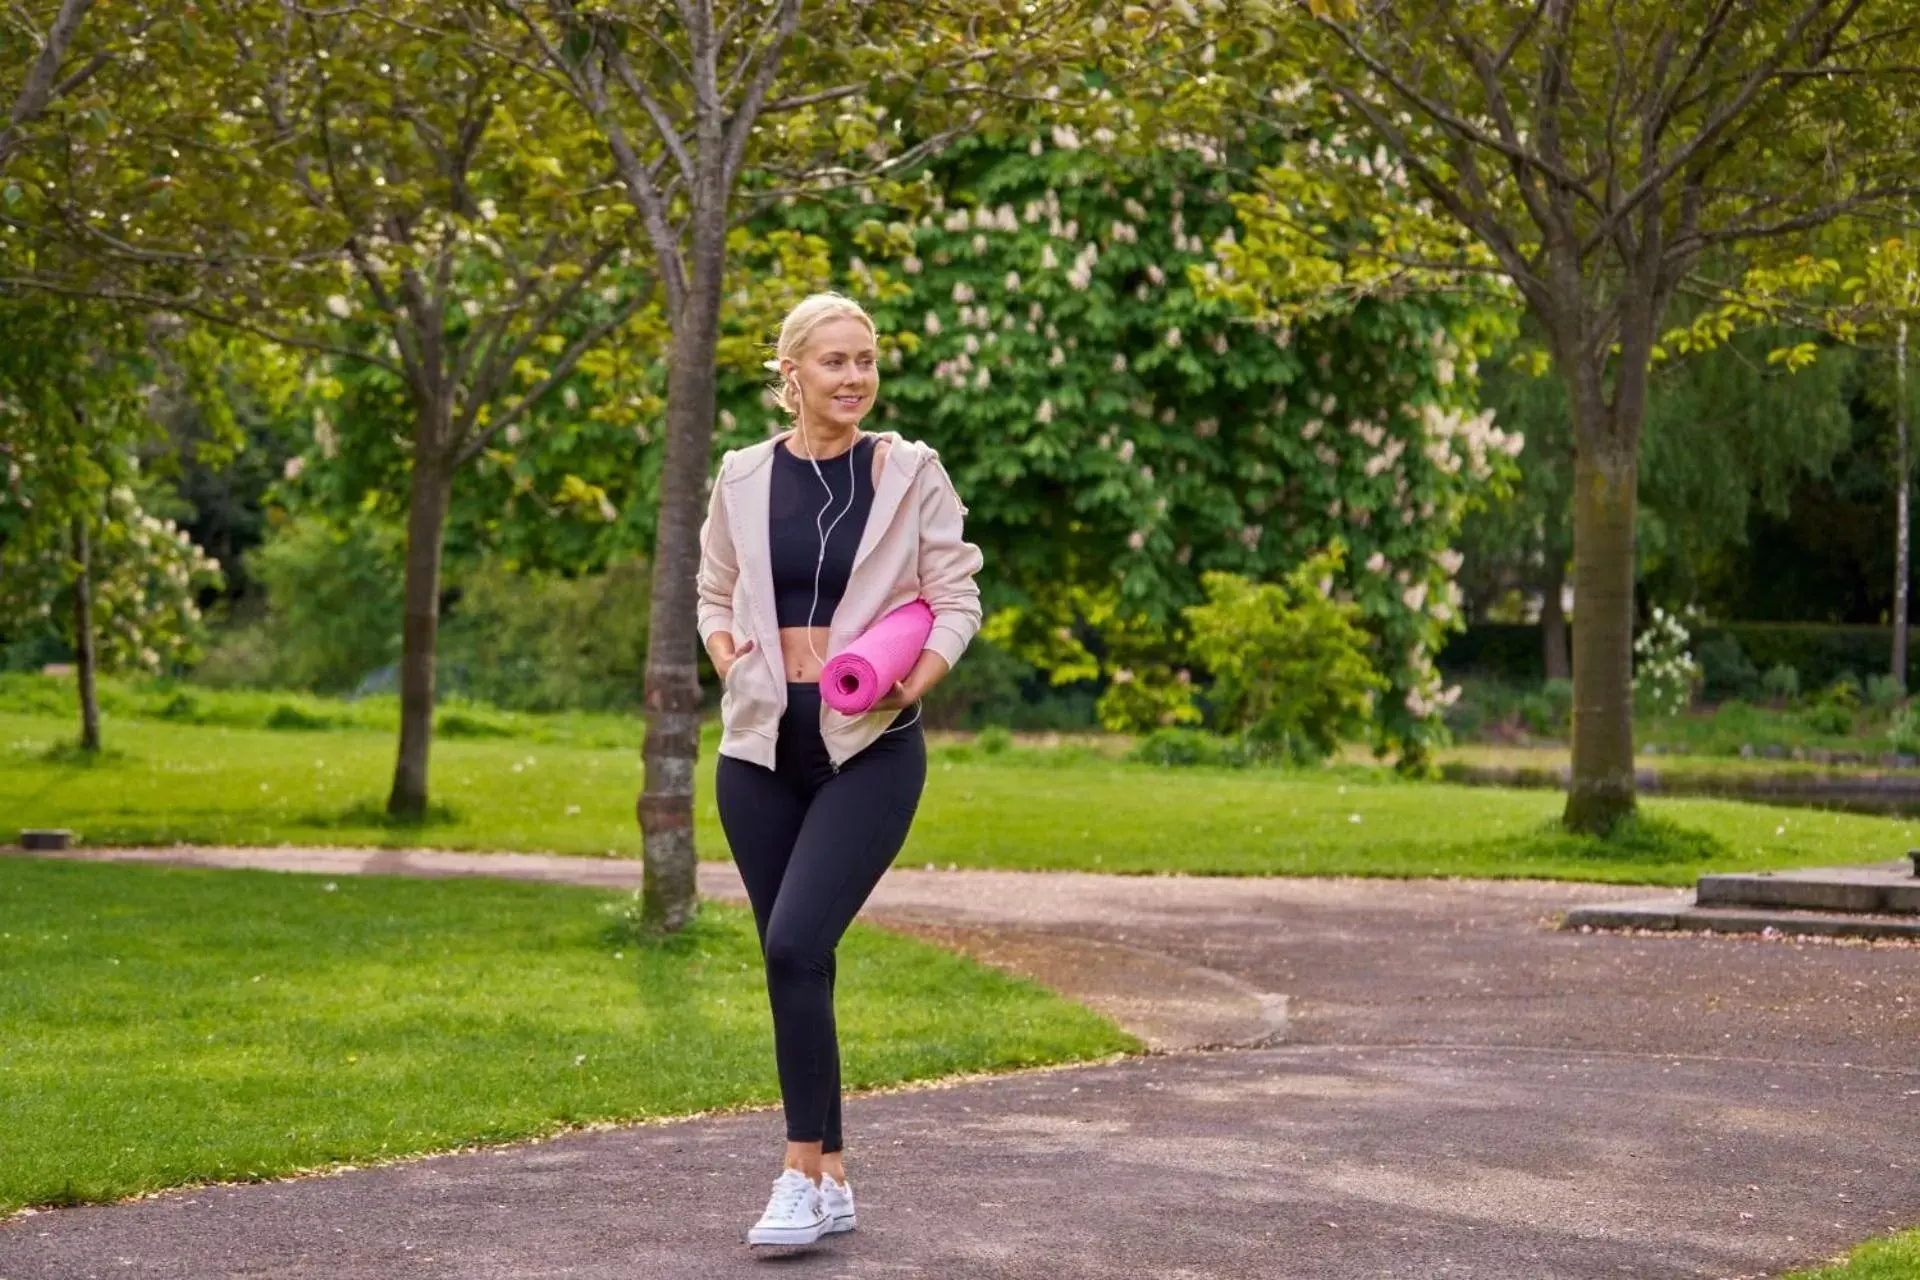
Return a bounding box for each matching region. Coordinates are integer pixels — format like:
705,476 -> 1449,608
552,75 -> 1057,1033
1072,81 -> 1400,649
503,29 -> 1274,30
386,431 -> 454,820
71,513 -> 99,753
637,235 -> 727,934
1894,318 -> 1911,691
1540,553 -> 1570,682
1563,425 -> 1639,835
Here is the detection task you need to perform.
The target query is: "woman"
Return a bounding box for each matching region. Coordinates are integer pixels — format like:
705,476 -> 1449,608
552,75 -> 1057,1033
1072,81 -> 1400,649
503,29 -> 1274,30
694,291 -> 984,1247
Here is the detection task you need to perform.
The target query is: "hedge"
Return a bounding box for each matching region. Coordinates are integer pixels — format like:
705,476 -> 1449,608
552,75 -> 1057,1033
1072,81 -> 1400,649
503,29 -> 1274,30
1439,621 -> 1920,691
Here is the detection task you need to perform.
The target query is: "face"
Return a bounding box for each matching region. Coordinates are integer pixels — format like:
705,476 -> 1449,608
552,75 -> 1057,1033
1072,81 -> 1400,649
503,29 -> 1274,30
784,317 -> 878,432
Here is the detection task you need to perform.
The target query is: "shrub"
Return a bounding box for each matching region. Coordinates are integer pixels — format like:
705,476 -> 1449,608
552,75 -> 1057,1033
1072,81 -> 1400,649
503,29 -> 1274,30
265,703 -> 334,732
1516,692 -> 1557,737
1095,664 -> 1204,735
1889,706 -> 1920,755
435,709 -> 518,739
1815,675 -> 1862,711
203,513 -> 406,694
1760,662 -> 1801,703
437,556 -> 651,714
1179,551 -> 1386,763
975,724 -> 1013,755
1696,631 -> 1759,701
1867,673 -> 1906,708
1800,702 -> 1854,736
919,634 -> 1034,729
157,691 -> 203,721
1515,677 -> 1575,737
1128,727 -> 1263,768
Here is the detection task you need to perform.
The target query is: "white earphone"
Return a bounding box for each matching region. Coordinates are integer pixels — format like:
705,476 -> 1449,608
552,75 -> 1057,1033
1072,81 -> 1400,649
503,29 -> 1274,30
792,372 -> 920,737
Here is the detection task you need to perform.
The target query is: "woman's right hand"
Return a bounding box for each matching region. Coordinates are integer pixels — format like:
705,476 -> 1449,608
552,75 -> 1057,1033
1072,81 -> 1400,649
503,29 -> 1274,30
718,637 -> 756,681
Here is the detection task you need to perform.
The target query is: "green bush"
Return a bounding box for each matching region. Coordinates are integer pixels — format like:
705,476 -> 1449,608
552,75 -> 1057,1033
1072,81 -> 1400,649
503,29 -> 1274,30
435,708 -> 519,739
1128,727 -> 1264,768
1867,673 -> 1906,708
1800,702 -> 1854,735
1816,675 -> 1862,711
1441,676 -> 1574,742
1179,552 -> 1386,763
437,556 -> 651,714
265,703 -> 335,732
1541,677 -> 1575,728
1514,678 -> 1575,737
919,633 -> 1034,729
974,724 -> 1013,755
1887,706 -> 1920,755
1696,631 -> 1759,701
195,513 -> 405,694
1760,662 -> 1801,703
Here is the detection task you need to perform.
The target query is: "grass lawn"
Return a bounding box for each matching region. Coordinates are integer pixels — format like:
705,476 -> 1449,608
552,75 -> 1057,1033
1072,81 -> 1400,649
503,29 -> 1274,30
0,855 -> 1134,1215
1788,1231 -> 1920,1279
4,708 -> 1917,885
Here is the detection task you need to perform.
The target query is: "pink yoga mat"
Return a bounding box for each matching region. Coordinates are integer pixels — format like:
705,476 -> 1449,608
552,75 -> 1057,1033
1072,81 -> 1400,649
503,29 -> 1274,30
820,599 -> 935,714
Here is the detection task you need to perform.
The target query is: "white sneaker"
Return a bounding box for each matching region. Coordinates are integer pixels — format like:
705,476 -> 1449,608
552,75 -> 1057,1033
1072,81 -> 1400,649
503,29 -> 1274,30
820,1172 -> 856,1234
747,1168 -> 827,1246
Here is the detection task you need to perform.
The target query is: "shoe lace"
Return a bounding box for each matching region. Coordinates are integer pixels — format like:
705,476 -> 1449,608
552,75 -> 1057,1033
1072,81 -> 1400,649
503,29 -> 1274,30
766,1172 -> 815,1216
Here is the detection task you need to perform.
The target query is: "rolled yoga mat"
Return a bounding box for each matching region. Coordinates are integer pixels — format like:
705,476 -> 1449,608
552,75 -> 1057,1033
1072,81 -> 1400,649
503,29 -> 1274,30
820,598 -> 935,714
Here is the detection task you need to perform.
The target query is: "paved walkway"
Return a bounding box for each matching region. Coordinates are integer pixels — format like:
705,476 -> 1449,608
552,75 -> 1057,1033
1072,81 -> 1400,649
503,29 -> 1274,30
3,845 -> 1918,1279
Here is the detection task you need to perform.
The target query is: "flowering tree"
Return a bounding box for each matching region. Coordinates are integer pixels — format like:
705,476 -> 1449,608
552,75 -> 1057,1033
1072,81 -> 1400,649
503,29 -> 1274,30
787,138 -> 1519,763
9,3 -> 661,815
0,296 -> 225,750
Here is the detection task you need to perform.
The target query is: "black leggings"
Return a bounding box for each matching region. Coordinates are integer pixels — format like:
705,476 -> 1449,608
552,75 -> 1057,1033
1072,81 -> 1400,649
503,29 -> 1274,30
714,681 -> 926,1152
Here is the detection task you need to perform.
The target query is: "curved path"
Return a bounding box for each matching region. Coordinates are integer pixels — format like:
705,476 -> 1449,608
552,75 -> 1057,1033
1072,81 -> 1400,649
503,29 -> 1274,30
3,844 -> 1917,1279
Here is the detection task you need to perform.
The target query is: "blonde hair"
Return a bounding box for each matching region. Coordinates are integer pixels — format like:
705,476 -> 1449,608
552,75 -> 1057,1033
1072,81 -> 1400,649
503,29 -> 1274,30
764,292 -> 878,417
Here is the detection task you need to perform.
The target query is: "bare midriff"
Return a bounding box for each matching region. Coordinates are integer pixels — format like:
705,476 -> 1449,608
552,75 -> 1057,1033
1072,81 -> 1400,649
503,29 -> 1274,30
778,627 -> 836,682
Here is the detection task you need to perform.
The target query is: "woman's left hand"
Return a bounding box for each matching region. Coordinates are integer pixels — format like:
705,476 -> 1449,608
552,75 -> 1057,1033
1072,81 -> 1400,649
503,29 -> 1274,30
870,679 -> 917,712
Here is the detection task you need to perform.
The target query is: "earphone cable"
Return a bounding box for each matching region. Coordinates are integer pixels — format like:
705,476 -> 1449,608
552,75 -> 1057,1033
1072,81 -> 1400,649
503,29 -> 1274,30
797,402 -> 919,738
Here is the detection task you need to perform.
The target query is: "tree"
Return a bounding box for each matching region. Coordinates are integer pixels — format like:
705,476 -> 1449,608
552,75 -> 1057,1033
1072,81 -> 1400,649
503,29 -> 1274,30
0,295 -> 225,748
1461,325 -> 1855,670
15,3 -> 660,815
1211,0 -> 1920,831
503,0 -> 1137,930
0,0 -> 106,177
1854,233 -> 1920,684
772,135 -> 1515,763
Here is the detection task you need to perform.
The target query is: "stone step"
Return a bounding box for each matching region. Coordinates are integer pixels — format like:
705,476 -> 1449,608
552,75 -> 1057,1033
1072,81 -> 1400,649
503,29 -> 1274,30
1695,862 -> 1920,915
1563,897 -> 1920,941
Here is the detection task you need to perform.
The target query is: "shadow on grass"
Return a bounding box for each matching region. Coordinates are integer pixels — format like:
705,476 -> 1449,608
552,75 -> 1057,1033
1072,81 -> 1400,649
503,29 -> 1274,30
35,740 -> 130,767
293,798 -> 463,830
1478,814 -> 1733,866
596,893 -> 738,956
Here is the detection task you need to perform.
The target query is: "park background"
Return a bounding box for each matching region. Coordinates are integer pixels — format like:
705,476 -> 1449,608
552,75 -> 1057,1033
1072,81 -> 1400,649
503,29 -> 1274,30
2,4 -> 1918,1277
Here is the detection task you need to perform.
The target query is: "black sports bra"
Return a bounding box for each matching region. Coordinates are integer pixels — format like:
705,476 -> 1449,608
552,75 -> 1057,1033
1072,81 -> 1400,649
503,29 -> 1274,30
768,436 -> 877,628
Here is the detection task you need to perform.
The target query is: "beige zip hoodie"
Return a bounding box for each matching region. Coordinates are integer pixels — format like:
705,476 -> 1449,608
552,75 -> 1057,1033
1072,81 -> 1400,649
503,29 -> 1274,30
696,428 -> 984,770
